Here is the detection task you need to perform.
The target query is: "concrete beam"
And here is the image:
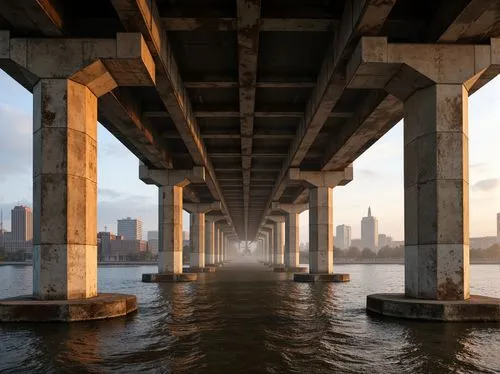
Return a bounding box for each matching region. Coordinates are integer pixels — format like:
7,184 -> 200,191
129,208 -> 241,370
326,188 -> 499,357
346,36 -> 500,97
322,92 -> 402,170
144,109 -> 352,119
184,81 -> 316,89
237,0 -> 261,240
256,0 -> 396,238
184,201 -> 222,214
162,17 -> 336,32
0,0 -> 68,36
426,0 -> 498,42
98,89 -> 172,169
0,31 -> 155,92
111,0 -> 234,229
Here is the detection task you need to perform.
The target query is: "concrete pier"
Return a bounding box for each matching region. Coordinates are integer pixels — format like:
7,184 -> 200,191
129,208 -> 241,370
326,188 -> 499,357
185,202 -> 221,272
0,32 -> 154,321
140,166 -> 205,282
272,203 -> 308,273
352,37 -> 500,321
288,168 -> 353,282
268,216 -> 285,270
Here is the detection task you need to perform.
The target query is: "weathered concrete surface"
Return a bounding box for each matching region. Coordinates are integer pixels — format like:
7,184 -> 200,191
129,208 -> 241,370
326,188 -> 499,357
367,294 -> 500,322
142,273 -> 197,282
140,166 -> 206,276
404,84 -> 469,301
274,266 -> 307,273
184,267 -> 216,273
294,273 -> 350,282
33,78 -> 98,301
0,293 -> 137,322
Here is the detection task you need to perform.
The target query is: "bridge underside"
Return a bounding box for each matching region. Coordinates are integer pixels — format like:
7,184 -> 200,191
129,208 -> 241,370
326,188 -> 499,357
1,0 -> 498,241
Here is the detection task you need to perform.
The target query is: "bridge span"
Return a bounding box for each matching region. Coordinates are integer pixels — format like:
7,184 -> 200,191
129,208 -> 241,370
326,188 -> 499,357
0,0 -> 500,322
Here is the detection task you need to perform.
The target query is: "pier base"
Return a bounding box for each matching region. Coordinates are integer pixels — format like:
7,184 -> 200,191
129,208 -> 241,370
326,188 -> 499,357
184,267 -> 216,273
367,293 -> 500,322
142,273 -> 197,282
0,293 -> 137,322
274,266 -> 308,273
294,273 -> 350,282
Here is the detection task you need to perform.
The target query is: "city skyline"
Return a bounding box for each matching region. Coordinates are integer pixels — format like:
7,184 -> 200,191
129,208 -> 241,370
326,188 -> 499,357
0,70 -> 499,242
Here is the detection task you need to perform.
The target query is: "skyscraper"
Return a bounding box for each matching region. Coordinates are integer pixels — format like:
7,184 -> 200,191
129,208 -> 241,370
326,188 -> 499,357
11,205 -> 33,242
336,224 -> 352,249
117,217 -> 143,240
361,207 -> 378,250
497,213 -> 500,240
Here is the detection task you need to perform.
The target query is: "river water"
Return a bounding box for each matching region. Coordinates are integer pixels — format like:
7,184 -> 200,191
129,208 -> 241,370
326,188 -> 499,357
1,263 -> 500,373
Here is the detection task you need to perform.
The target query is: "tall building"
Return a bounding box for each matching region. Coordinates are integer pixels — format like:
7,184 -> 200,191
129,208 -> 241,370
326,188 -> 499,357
117,217 -> 143,240
11,205 -> 33,241
361,207 -> 378,250
336,225 -> 352,249
497,212 -> 500,239
147,230 -> 159,254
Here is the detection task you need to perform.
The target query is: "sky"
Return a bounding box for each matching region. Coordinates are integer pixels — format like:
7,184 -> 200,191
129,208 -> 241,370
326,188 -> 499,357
0,69 -> 499,243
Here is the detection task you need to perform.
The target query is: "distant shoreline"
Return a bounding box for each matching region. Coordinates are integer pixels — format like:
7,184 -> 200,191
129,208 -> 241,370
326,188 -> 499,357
1,259 -> 500,266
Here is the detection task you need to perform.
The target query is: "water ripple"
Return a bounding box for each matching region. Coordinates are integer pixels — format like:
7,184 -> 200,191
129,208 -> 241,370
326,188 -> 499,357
1,264 -> 500,373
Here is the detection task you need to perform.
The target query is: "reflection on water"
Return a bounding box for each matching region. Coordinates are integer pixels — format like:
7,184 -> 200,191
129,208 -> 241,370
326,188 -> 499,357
1,264 -> 500,373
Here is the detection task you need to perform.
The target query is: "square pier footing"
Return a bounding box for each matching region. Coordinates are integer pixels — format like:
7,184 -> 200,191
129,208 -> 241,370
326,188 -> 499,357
294,273 -> 350,282
184,267 -> 216,273
367,293 -> 500,322
142,273 -> 197,282
274,266 -> 308,273
0,293 -> 137,322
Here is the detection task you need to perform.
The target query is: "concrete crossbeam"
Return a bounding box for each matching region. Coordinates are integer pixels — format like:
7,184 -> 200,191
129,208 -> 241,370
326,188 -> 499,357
288,166 -> 353,188
139,164 -> 205,187
162,17 -> 336,32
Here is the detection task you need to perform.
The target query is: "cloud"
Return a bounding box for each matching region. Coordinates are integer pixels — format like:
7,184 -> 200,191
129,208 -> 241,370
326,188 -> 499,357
0,104 -> 32,180
472,178 -> 500,192
98,188 -> 122,199
356,169 -> 378,178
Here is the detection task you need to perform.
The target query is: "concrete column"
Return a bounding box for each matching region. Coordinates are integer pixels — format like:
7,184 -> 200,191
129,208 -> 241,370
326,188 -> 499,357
288,167 -> 353,277
189,212 -> 205,269
214,225 -> 220,264
220,231 -> 225,263
285,213 -> 300,268
158,185 -> 183,273
33,79 -> 98,300
206,219 -> 215,265
404,84 -> 469,300
0,32 -> 156,306
309,187 -> 333,274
